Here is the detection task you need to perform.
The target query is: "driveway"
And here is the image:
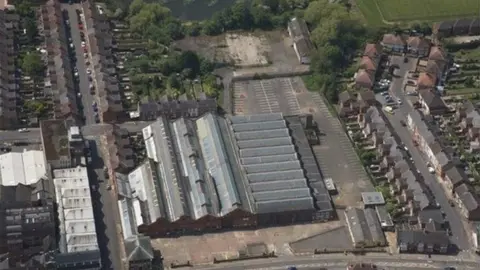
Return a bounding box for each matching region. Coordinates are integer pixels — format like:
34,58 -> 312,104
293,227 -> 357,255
62,3 -> 96,125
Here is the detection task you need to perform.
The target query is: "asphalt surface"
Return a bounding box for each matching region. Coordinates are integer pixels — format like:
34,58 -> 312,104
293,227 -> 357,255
380,56 -> 471,250
87,139 -> 122,270
62,3 -> 96,125
0,121 -> 152,143
182,253 -> 480,270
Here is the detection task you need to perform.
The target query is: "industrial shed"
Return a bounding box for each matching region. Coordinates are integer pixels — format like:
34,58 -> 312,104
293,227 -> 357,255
345,207 -> 386,248
229,113 -> 333,225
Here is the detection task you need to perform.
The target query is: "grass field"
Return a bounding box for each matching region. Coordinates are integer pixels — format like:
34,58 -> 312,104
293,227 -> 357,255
356,0 -> 480,25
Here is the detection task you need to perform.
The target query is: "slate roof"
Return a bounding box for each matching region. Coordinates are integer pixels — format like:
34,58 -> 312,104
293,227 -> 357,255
288,17 -> 314,58
397,230 -> 450,246
420,90 -> 446,110
445,166 -> 466,187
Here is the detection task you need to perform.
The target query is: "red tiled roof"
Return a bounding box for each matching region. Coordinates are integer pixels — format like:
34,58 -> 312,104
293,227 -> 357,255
417,72 -> 436,89
364,43 -> 382,59
429,46 -> 447,62
382,34 -> 405,46
359,56 -> 377,71
407,36 -> 430,49
355,69 -> 374,88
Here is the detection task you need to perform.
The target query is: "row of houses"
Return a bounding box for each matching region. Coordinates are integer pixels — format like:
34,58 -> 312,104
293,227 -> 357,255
339,92 -> 451,253
407,109 -> 480,221
38,0 -> 80,122
354,43 -> 383,89
0,8 -> 19,129
380,34 -> 431,57
82,0 -> 125,123
434,18 -> 480,38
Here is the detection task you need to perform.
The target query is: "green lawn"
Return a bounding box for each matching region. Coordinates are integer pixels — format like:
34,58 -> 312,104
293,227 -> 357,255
357,0 -> 480,25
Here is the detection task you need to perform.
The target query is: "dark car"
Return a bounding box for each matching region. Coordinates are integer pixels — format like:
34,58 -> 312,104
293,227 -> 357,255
403,57 -> 408,63
400,120 -> 406,126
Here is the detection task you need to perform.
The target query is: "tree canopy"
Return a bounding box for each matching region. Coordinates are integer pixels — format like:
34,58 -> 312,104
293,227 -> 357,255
21,51 -> 44,78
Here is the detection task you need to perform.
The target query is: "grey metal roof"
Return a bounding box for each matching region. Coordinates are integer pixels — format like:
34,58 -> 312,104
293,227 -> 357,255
236,137 -> 292,149
244,161 -> 301,174
364,208 -> 386,244
375,205 -> 394,227
361,192 -> 386,206
172,118 -> 213,219
230,113 -> 284,124
235,129 -> 290,141
247,169 -> 305,183
232,120 -> 286,132
345,208 -> 386,245
241,154 -> 298,165
240,145 -> 296,158
145,119 -> 189,222
253,188 -> 311,202
256,197 -> 314,213
230,113 -> 315,214
250,179 -> 307,193
197,114 -> 241,216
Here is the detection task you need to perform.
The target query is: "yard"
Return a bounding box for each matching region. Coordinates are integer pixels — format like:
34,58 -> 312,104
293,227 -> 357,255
445,46 -> 480,96
356,0 -> 479,25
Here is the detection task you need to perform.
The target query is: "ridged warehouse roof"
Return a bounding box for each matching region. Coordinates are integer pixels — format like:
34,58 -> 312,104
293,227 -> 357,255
229,113 -> 314,214
197,114 -> 241,216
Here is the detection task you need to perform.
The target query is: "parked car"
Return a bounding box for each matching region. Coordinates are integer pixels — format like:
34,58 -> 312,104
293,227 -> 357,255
400,120 -> 406,126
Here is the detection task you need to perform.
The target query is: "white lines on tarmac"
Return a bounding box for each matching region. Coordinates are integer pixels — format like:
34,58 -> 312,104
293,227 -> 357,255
279,78 -> 301,115
248,261 -> 441,270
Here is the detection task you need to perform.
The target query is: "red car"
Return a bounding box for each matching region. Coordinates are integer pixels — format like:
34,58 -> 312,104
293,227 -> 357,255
78,24 -> 83,30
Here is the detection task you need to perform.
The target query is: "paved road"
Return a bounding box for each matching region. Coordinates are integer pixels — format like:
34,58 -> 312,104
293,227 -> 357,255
0,121 -> 152,143
382,56 -> 471,250
181,253 -> 479,270
88,139 -> 122,270
62,3 -> 96,125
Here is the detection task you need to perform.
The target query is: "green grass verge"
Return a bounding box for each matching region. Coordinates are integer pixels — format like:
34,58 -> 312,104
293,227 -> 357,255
357,0 -> 480,25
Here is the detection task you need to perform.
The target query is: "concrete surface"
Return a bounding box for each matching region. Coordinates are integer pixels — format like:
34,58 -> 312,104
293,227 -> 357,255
151,220 -> 342,265
289,226 -> 353,253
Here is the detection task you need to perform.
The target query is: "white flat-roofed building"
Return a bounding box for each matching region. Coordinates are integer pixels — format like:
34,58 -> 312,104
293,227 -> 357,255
0,150 -> 46,186
53,166 -> 99,254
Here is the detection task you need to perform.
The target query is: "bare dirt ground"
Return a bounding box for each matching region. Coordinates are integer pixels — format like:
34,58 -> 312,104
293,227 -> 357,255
173,30 -> 302,69
151,220 -> 343,265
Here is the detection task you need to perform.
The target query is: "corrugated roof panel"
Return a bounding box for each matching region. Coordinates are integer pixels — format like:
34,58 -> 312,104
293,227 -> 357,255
230,113 -> 284,124
232,120 -> 286,132
240,145 -> 295,158
172,118 -> 212,219
256,197 -> 314,213
235,129 -> 290,141
253,188 -> 311,202
244,161 -> 302,174
197,114 -> 241,215
248,170 -> 305,183
241,154 -> 298,165
250,179 -> 307,193
237,137 -> 292,149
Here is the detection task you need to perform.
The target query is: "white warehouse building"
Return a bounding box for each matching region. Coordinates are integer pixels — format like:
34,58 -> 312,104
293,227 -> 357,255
53,166 -> 99,253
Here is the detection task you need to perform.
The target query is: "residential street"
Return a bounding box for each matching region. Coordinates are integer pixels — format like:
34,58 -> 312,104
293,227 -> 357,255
377,55 -> 472,250
88,139 -> 123,270
62,3 -> 96,125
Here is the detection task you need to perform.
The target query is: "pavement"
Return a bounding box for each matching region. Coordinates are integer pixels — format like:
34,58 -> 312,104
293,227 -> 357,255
378,55 -> 471,250
174,253 -> 480,270
87,139 -> 123,270
0,121 -> 152,143
62,3 -> 96,125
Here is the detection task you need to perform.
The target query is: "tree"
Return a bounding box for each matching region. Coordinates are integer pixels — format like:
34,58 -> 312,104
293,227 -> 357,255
465,76 -> 476,88
177,51 -> 200,78
24,17 -> 38,44
22,51 -> 44,78
167,74 -> 181,90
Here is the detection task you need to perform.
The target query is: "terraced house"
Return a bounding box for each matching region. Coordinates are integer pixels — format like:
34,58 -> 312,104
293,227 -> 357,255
0,8 -> 18,129
39,0 -> 80,121
82,0 -> 125,123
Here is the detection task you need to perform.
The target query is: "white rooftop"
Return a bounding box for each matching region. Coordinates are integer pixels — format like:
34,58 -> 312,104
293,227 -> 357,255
0,150 -> 46,186
53,166 -> 99,254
